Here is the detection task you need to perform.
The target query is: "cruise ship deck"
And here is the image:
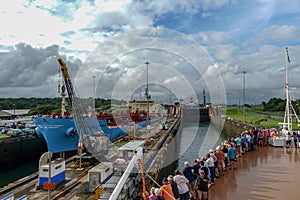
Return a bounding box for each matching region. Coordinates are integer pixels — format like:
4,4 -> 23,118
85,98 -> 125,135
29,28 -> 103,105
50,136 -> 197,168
209,145 -> 300,200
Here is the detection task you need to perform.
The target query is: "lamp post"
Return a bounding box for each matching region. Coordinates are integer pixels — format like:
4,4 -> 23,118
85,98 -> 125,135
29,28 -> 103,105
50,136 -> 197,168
92,75 -> 95,116
243,71 -> 246,122
145,61 -> 150,127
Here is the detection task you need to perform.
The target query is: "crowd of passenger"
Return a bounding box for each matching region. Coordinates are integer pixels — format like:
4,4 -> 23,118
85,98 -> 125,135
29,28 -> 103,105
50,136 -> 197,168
147,127 -> 300,200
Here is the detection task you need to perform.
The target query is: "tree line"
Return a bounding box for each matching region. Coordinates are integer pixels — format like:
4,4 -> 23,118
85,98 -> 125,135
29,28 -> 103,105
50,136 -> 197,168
0,97 -> 118,115
0,97 -> 295,115
262,97 -> 300,112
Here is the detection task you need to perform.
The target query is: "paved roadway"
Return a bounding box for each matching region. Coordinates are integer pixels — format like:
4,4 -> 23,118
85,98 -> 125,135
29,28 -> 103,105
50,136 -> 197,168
209,145 -> 300,200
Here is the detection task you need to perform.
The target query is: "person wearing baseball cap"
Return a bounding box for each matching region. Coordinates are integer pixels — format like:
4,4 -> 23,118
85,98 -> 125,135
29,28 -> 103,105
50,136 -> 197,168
160,177 -> 175,200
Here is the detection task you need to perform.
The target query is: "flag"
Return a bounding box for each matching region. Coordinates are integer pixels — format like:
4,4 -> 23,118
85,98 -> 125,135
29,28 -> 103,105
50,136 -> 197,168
286,47 -> 290,63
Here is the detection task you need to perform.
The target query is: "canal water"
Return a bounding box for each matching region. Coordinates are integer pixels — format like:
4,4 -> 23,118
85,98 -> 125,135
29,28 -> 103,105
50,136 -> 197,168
155,120 -> 227,183
177,121 -> 226,171
0,161 -> 38,188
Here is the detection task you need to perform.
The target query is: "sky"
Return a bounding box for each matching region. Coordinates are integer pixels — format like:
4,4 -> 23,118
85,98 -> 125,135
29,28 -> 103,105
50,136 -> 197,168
1,0 -> 300,106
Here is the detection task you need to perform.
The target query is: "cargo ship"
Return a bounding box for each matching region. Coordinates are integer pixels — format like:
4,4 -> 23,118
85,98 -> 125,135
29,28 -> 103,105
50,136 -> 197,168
0,57 -> 164,173
32,58 -> 163,154
32,116 -> 126,153
32,101 -> 163,153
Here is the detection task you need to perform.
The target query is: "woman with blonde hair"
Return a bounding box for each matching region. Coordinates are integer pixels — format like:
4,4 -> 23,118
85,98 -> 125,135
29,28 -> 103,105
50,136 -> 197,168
149,187 -> 157,199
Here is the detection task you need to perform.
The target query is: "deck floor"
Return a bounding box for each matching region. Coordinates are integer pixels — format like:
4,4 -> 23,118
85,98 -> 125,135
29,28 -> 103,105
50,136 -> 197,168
208,145 -> 300,200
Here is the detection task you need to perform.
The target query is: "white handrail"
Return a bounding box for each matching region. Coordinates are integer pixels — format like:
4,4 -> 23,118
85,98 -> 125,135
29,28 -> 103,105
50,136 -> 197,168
109,147 -> 143,200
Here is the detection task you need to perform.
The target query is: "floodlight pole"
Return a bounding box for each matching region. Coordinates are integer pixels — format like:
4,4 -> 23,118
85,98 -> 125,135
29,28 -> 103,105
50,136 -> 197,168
243,71 -> 246,122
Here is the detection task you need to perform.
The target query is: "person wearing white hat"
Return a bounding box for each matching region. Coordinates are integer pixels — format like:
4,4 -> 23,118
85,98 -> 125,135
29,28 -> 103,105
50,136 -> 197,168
154,188 -> 165,200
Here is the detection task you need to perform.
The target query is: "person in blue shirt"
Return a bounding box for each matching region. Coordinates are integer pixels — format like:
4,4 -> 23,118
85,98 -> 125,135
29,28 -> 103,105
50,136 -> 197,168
228,144 -> 237,170
241,133 -> 247,154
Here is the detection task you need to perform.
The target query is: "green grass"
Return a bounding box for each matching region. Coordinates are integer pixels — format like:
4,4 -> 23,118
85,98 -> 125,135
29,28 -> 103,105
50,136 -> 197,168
224,107 -> 291,128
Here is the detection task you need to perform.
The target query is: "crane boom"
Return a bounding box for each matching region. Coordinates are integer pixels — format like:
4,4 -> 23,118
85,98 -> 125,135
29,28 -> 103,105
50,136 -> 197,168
57,58 -> 110,167
58,58 -> 75,105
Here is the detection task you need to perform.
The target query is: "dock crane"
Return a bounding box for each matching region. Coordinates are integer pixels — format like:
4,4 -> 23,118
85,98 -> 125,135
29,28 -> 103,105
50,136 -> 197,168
57,58 -> 110,167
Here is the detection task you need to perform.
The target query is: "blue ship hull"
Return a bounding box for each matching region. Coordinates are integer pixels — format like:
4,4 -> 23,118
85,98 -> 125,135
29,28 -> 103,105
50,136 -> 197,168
32,117 -> 128,153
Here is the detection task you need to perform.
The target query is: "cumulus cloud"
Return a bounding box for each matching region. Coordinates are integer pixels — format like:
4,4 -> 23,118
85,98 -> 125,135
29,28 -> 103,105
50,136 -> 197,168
259,25 -> 300,42
72,27 -> 225,105
192,31 -> 233,45
1,0 -> 300,104
0,43 -> 81,97
209,44 -> 300,104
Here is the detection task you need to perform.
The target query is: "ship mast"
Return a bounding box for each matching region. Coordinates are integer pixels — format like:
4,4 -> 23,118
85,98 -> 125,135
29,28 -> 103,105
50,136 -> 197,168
283,47 -> 289,131
283,47 -> 300,131
61,85 -> 67,117
58,65 -> 67,117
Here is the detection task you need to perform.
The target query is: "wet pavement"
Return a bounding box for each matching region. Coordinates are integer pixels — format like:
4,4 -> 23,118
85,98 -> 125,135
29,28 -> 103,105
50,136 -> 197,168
209,145 -> 300,200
